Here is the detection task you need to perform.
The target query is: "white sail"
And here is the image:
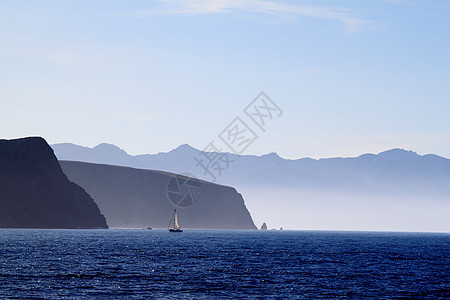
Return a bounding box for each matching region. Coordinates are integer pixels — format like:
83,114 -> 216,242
174,210 -> 180,229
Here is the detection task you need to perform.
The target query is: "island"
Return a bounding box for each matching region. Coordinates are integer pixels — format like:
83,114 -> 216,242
59,161 -> 257,230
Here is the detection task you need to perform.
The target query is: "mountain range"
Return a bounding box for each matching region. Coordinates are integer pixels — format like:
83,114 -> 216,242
52,143 -> 450,232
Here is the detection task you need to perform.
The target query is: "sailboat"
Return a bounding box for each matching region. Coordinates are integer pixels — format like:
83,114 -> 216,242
169,209 -> 183,232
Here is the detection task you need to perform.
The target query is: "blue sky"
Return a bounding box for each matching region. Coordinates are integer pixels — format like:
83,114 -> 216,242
1,0 -> 449,159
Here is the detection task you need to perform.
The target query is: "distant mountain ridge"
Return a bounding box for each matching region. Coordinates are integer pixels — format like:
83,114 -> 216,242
52,143 -> 450,194
52,143 -> 450,232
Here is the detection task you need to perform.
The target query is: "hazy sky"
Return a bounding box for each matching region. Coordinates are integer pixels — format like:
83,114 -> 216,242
1,0 -> 449,159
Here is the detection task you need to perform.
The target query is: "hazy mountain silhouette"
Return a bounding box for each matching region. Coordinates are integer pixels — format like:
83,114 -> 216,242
0,138 -> 108,228
60,161 -> 257,229
52,143 -> 450,196
52,143 -> 450,232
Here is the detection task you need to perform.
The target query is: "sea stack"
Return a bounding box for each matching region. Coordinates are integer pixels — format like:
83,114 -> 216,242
260,222 -> 268,230
0,137 -> 108,228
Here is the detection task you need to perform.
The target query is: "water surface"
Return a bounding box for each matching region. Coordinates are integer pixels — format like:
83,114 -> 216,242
0,229 -> 448,298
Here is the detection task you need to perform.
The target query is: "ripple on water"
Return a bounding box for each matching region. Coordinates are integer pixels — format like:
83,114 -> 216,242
0,229 -> 449,298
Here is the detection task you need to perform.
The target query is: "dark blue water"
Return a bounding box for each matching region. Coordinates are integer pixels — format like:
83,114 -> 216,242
0,229 -> 449,299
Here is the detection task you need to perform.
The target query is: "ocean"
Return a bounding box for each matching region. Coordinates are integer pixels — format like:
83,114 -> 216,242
0,229 -> 448,299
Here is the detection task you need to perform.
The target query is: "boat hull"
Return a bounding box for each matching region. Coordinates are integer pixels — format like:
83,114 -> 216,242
169,228 -> 183,232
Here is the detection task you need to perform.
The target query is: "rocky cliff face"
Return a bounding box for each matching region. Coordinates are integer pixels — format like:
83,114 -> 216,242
0,137 -> 108,228
60,161 -> 257,229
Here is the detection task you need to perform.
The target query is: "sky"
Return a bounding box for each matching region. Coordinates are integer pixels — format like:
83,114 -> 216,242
1,0 -> 449,159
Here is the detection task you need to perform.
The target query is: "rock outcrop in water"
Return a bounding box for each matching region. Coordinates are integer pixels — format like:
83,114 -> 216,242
60,161 -> 257,229
0,137 -> 108,228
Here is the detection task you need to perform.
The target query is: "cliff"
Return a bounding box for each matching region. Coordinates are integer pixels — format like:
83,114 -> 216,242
59,161 -> 257,229
0,137 -> 108,228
